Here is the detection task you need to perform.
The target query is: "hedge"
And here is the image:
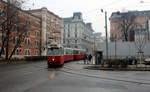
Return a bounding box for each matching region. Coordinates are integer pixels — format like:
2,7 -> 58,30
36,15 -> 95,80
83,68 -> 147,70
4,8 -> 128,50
24,56 -> 47,61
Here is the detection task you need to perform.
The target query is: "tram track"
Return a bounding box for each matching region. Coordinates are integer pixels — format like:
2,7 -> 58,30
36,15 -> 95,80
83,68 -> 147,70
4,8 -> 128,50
61,64 -> 150,86
28,62 -> 150,86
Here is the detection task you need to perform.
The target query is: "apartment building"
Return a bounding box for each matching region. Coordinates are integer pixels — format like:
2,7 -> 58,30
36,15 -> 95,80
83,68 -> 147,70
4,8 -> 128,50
110,10 -> 150,42
28,8 -> 63,56
0,1 -> 42,58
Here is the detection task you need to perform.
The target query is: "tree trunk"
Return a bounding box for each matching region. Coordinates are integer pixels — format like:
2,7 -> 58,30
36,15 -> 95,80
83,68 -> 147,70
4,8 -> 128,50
5,29 -> 10,60
5,36 -> 9,60
8,47 -> 17,60
0,26 -> 6,57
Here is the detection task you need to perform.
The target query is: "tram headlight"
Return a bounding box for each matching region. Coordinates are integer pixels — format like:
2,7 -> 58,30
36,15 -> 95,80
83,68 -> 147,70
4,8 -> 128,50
52,58 -> 55,61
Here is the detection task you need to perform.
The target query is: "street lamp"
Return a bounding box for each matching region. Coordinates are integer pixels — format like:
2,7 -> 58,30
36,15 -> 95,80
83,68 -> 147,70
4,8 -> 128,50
101,9 -> 109,60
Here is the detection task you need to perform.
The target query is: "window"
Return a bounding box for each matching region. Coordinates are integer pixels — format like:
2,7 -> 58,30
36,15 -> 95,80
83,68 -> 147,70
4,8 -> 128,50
35,31 -> 39,37
0,9 -> 5,17
35,40 -> 39,46
47,26 -> 50,31
13,37 -> 19,45
53,36 -> 56,42
65,49 -> 72,54
75,24 -> 77,37
136,23 -> 138,28
68,30 -> 70,37
0,34 -> 2,43
15,49 -> 20,55
13,15 -> 19,22
75,40 -> 77,43
47,34 -> 49,40
33,22 -> 40,27
68,40 -> 70,44
25,31 -> 30,36
0,22 -> 4,31
25,38 -> 30,46
0,9 -> 3,14
75,46 -> 78,48
140,24 -> 143,28
68,24 -> 70,37
14,25 -> 19,32
34,50 -> 39,56
25,49 -> 30,55
75,32 -> 77,37
26,20 -> 30,25
48,48 -> 62,55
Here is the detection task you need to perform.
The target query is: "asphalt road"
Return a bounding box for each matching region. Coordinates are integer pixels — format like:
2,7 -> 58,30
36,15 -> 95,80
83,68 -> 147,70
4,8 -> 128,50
0,61 -> 150,92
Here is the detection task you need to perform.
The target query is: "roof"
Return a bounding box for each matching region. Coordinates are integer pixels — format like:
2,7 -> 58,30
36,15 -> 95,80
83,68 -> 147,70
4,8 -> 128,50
73,12 -> 82,17
27,8 -> 62,20
0,0 -> 41,21
110,10 -> 150,20
63,17 -> 73,22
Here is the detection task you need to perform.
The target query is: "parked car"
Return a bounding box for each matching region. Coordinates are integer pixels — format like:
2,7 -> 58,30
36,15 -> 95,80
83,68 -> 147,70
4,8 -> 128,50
144,58 -> 150,65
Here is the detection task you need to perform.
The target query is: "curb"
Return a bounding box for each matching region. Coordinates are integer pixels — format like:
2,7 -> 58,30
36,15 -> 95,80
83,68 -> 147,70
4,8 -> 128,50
0,61 -> 27,65
84,65 -> 150,71
0,60 -> 46,66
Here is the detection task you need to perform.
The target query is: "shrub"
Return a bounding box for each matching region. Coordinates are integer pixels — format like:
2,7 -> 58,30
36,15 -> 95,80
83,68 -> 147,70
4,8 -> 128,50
24,56 -> 47,61
120,59 -> 128,68
107,59 -> 128,68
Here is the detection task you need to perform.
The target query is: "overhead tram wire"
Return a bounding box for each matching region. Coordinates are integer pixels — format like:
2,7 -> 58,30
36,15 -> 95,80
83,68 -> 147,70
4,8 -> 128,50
84,0 -> 124,14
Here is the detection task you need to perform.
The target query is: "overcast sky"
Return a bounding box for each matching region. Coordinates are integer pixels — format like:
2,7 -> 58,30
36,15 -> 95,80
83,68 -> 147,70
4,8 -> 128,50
27,0 -> 150,36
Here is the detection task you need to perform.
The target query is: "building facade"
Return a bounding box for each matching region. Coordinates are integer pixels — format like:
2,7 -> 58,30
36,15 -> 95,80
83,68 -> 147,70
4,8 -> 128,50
63,12 -> 94,54
0,1 -> 63,58
0,1 -> 42,58
28,8 -> 63,56
110,10 -> 150,42
93,32 -> 105,50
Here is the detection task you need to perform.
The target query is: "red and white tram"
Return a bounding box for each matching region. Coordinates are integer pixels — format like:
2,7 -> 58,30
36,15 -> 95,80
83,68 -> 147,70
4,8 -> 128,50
47,46 -> 85,67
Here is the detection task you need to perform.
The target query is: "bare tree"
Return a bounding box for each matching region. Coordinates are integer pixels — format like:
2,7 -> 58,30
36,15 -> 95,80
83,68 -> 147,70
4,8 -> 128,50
118,13 -> 136,41
134,30 -> 148,64
0,0 -> 29,60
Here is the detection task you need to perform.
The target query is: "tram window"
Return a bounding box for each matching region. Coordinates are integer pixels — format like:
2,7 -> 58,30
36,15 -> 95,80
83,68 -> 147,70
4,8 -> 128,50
48,48 -> 62,55
64,49 -> 66,54
76,51 -> 79,54
65,49 -> 73,54
62,49 -> 64,55
65,49 -> 69,54
66,50 -> 69,54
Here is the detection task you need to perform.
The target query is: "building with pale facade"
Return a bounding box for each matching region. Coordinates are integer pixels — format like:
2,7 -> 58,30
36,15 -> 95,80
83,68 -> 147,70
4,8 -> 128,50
93,32 -> 105,50
63,12 -> 94,54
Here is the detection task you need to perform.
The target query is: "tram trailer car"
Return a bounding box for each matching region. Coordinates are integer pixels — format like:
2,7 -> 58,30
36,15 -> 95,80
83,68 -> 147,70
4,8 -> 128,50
73,49 -> 85,60
47,47 -> 85,67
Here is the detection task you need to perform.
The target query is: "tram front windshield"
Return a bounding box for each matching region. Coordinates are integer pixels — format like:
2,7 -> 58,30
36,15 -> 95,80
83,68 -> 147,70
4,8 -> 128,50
48,47 -> 62,55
